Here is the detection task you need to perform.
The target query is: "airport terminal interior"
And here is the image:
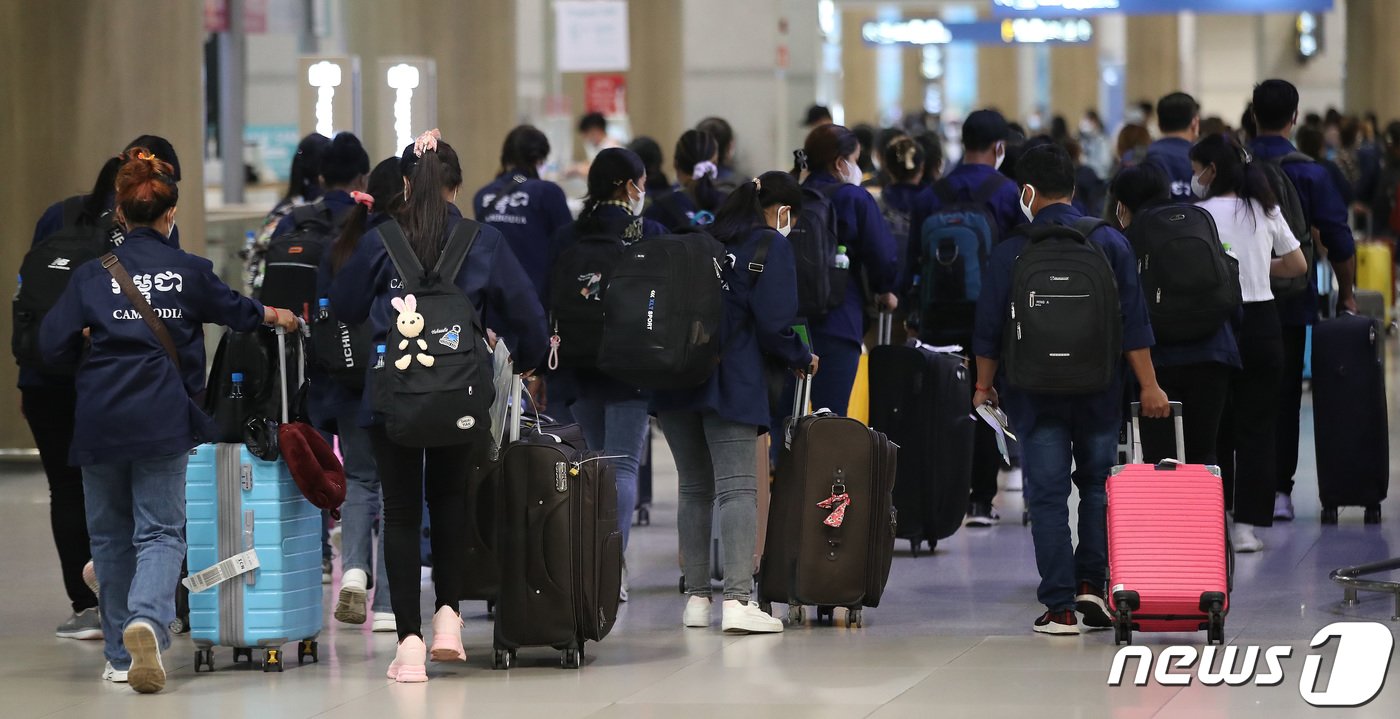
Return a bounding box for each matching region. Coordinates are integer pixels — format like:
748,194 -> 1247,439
3,0 -> 1400,716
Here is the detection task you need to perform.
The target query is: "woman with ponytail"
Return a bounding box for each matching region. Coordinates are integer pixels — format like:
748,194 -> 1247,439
22,135 -> 181,645
472,125 -> 574,306
643,129 -> 725,231
42,149 -> 298,693
244,133 -> 331,292
331,131 -> 547,683
791,124 -> 900,416
654,171 -> 815,634
1188,132 -> 1306,553
547,147 -> 667,596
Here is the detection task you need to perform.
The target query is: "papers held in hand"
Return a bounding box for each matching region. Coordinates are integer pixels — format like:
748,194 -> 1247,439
975,403 -> 1017,464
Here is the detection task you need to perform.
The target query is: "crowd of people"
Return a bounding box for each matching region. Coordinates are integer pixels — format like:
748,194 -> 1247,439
15,75 -> 1382,691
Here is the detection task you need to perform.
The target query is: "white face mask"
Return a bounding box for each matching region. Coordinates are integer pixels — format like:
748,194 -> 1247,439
842,159 -> 862,185
1019,185 -> 1037,222
1190,169 -> 1211,199
629,181 -> 645,215
994,142 -> 1006,171
1116,203 -> 1128,229
775,206 -> 793,237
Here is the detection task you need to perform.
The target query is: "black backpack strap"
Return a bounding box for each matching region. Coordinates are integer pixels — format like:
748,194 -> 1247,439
747,233 -> 774,277
290,200 -> 331,230
932,178 -> 957,206
379,220 -> 427,293
433,219 -> 481,283
60,195 -> 87,226
1072,217 -> 1107,238
971,173 -> 1012,205
1279,151 -> 1314,166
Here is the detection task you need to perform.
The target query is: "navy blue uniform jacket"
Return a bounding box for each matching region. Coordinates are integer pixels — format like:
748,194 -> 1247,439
973,203 -> 1155,432
1143,137 -> 1196,201
801,172 -> 899,344
1251,135 -> 1357,326
548,205 -> 669,403
652,225 -> 813,430
330,204 -> 549,428
40,227 -> 265,466
904,163 -> 1024,295
302,190 -> 368,430
643,186 -> 703,232
473,172 -> 574,306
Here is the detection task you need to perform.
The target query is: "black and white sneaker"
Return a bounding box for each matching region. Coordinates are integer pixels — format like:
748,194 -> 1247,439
1033,609 -> 1080,636
1075,581 -> 1113,630
965,501 -> 1000,527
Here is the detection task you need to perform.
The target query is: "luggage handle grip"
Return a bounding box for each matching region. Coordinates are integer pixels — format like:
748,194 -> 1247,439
877,311 -> 893,347
273,319 -> 309,425
1128,401 -> 1184,465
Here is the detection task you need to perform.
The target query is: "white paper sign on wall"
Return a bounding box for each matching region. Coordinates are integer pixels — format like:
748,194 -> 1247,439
555,0 -> 630,73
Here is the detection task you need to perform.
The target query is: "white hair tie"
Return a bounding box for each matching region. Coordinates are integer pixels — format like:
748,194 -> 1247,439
692,161 -> 719,180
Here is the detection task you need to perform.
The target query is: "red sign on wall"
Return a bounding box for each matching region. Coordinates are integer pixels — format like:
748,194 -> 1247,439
585,74 -> 627,116
204,0 -> 268,33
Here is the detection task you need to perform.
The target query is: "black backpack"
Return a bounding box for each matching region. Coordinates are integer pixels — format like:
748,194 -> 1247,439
788,184 -> 848,318
596,228 -> 726,389
310,295 -> 374,390
257,201 -> 342,317
205,327 -> 300,443
918,175 -> 1008,343
1003,218 -> 1122,395
12,197 -> 122,373
1125,204 -> 1242,344
373,220 -> 494,447
1258,152 -> 1315,299
549,218 -> 635,369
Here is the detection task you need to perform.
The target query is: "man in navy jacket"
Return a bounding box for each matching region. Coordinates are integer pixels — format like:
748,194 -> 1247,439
1144,92 -> 1201,201
1248,79 -> 1358,521
972,144 -> 1169,636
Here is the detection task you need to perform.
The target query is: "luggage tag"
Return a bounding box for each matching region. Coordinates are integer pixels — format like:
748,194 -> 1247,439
817,470 -> 851,528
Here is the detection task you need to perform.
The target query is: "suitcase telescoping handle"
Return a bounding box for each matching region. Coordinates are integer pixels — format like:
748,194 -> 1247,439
274,320 -> 309,425
1129,401 -> 1184,466
792,373 -> 814,420
877,311 -> 894,347
509,374 -> 524,444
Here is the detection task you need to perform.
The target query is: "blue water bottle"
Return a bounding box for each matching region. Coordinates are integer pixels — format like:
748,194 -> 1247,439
317,297 -> 330,321
374,344 -> 386,370
230,372 -> 245,399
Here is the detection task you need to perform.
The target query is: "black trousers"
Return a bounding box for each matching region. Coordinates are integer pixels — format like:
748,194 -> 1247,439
1217,303 -> 1284,527
1140,363 -> 1232,466
1274,324 -> 1308,496
968,358 -> 1003,504
369,426 -> 471,641
21,384 -> 98,613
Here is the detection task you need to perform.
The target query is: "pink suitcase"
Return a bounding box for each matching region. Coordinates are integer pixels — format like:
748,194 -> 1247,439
1107,402 -> 1231,645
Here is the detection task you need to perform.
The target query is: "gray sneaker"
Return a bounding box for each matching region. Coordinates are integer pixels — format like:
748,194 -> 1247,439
56,608 -> 102,640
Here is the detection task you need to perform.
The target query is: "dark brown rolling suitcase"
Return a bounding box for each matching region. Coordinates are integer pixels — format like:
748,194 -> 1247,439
492,380 -> 622,669
760,376 -> 898,628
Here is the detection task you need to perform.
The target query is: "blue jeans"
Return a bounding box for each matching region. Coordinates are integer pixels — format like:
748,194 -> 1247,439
337,415 -> 391,613
571,395 -> 649,549
808,328 -> 861,417
1020,415 -> 1117,612
83,452 -> 189,669
658,411 -> 759,601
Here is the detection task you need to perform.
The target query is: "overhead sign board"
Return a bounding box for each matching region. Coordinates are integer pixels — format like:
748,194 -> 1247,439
862,18 -> 1093,46
990,0 -> 1333,17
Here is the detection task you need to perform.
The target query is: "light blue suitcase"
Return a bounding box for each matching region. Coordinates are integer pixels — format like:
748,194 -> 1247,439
184,327 -> 323,673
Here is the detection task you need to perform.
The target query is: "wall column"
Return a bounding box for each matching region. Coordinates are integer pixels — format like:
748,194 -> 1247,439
1050,41 -> 1100,120
1125,15 -> 1181,113
1346,0 -> 1400,118
0,0 -> 205,448
841,9 -> 878,126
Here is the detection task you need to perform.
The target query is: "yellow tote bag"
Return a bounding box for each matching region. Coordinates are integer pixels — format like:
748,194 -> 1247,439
846,345 -> 870,424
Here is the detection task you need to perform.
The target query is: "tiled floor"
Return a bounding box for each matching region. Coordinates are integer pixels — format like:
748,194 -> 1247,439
2,338 -> 1398,718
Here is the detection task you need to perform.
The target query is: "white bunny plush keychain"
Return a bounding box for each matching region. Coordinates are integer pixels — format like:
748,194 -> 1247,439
390,294 -> 435,369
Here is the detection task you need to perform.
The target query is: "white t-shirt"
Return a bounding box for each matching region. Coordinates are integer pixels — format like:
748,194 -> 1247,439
1197,196 -> 1301,303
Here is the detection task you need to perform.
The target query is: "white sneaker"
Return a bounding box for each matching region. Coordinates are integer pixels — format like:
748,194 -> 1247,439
619,559 -> 629,603
372,612 -> 398,633
1232,523 -> 1264,553
334,568 -> 368,624
1273,493 -> 1295,521
683,595 -> 712,628
122,620 -> 166,694
721,599 -> 783,634
101,662 -> 128,683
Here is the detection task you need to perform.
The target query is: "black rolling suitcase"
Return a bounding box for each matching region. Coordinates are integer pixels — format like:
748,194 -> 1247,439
867,313 -> 973,554
760,376 -> 898,628
1311,313 -> 1389,524
493,378 -> 623,669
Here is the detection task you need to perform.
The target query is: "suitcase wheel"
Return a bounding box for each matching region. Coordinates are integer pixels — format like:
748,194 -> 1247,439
816,606 -> 835,625
759,600 -> 773,616
561,645 -> 582,670
263,648 -> 283,673
492,648 -> 515,671
678,576 -> 686,595
787,605 -> 806,625
1113,620 -> 1132,646
194,648 -> 215,673
847,608 -> 864,628
168,617 -> 187,635
486,600 -> 497,620
1365,506 -> 1383,525
233,647 -> 254,666
1322,506 -> 1340,525
297,639 -> 319,665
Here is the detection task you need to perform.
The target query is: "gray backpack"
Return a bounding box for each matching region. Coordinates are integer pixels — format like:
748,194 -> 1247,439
1258,152 -> 1314,299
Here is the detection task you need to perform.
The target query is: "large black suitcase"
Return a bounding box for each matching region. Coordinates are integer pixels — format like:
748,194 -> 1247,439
760,377 -> 897,628
493,387 -> 622,669
1311,313 -> 1389,523
867,313 -> 973,554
